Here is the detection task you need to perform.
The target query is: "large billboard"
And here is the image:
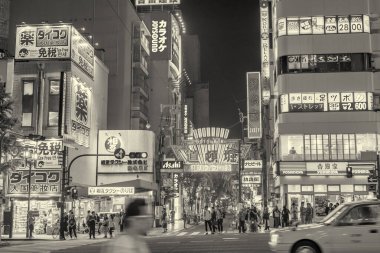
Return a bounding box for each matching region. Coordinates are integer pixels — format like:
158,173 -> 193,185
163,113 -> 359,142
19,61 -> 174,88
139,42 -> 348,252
247,72 -> 262,139
15,25 -> 94,78
98,130 -> 155,174
260,1 -> 270,84
150,12 -> 172,60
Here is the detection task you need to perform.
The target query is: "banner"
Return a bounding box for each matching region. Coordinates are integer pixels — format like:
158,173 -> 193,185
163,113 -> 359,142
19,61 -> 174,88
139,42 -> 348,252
70,77 -> 92,147
151,12 -> 172,60
135,0 -> 180,6
88,187 -> 135,196
247,72 -> 262,139
15,25 -> 71,60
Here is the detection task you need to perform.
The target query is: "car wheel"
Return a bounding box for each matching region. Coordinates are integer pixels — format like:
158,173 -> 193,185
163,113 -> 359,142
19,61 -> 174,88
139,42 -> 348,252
293,241 -> 320,253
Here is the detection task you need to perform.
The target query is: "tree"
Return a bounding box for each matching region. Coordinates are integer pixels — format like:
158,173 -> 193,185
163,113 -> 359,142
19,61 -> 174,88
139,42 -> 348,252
0,84 -> 18,242
203,173 -> 235,205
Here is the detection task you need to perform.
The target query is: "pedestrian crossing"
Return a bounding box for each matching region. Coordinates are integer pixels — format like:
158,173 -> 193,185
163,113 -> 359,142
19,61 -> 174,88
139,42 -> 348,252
163,230 -> 268,237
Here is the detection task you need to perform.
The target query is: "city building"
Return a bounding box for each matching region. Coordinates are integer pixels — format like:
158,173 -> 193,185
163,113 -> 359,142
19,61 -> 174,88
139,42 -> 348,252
269,0 -> 380,215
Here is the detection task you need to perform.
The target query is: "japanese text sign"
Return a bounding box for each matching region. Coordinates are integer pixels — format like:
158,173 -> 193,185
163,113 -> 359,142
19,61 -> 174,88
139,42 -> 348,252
71,27 -> 94,78
88,187 -> 135,196
136,0 -> 180,6
15,25 -> 71,60
244,160 -> 263,169
7,170 -> 61,196
242,175 -> 261,184
260,1 -> 270,81
306,162 -> 347,176
247,72 -> 262,139
151,12 -> 172,60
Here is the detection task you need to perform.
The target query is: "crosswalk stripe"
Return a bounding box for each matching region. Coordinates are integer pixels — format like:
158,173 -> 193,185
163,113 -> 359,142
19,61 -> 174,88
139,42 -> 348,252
176,232 -> 187,236
190,232 -> 200,235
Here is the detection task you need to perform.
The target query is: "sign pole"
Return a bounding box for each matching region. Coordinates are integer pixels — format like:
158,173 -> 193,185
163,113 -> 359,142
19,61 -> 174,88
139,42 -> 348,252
59,147 -> 67,240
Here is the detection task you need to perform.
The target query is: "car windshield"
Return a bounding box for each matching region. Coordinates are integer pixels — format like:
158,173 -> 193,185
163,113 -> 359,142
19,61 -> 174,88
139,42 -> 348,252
320,204 -> 349,225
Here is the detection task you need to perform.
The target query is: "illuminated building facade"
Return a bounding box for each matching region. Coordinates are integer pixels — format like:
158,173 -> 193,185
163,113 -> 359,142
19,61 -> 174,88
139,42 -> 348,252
270,0 -> 380,214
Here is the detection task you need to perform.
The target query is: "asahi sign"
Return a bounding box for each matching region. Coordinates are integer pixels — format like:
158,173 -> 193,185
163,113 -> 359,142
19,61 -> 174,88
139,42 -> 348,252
247,72 -> 262,139
151,12 -> 172,60
161,161 -> 183,170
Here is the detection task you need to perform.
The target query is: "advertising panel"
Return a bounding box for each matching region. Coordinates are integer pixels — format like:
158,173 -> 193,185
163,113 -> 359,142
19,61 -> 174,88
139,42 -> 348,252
244,160 -> 263,169
246,72 -> 261,139
325,16 -> 337,33
312,16 -> 325,34
98,130 -> 155,174
70,77 -> 92,147
260,3 -> 270,82
135,0 -> 180,6
150,12 -> 172,60
182,104 -> 188,135
71,27 -> 94,78
7,170 -> 61,196
281,92 -> 373,113
350,15 -> 363,33
15,25 -> 71,60
184,164 -> 233,173
278,18 -> 287,37
299,17 -> 312,34
88,187 -> 135,196
338,16 -> 350,33
242,175 -> 261,184
287,17 -> 299,35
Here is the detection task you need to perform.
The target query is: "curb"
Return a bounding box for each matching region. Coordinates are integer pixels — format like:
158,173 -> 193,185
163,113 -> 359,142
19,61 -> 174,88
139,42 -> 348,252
0,242 -> 10,247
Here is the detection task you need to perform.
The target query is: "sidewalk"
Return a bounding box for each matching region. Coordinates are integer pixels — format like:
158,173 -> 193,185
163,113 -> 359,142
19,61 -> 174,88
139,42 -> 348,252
147,219 -> 198,236
1,231 -> 93,241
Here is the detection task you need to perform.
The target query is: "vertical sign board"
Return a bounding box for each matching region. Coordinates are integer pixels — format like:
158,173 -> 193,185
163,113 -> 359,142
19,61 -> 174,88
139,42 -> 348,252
70,77 -> 92,147
182,103 -> 188,136
247,72 -> 262,139
260,1 -> 270,86
150,12 -> 172,60
71,27 -> 94,78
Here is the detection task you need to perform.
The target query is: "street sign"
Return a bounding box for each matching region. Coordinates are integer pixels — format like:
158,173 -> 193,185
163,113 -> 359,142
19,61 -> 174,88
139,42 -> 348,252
114,148 -> 126,159
368,176 -> 378,183
88,187 -> 135,196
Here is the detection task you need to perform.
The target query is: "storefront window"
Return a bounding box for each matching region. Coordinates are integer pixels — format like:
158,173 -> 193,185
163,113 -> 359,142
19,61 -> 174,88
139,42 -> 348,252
354,185 -> 367,192
341,185 -> 354,193
301,185 -> 314,192
280,135 -> 304,161
288,185 -> 301,193
314,185 -> 327,193
328,185 -> 340,192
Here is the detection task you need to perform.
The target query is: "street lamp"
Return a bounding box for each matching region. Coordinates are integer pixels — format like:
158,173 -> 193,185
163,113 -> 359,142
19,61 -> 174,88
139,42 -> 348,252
24,149 -> 37,239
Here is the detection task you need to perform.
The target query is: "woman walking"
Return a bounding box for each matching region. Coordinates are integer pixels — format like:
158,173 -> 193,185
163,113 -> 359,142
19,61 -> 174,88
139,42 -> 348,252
272,206 -> 281,228
263,205 -> 270,231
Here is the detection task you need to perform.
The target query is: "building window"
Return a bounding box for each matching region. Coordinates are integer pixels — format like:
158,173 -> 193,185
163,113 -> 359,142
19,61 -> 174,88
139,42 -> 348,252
279,53 -> 371,75
341,185 -> 354,193
314,185 -> 327,193
354,185 -> 367,192
280,135 -> 304,161
277,14 -> 370,37
22,80 -> 34,127
301,185 -> 314,192
328,185 -> 340,192
48,80 -> 60,126
288,185 -> 301,193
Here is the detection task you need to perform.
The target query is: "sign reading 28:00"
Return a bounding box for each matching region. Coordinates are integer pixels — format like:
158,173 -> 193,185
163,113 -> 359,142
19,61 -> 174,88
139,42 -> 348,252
280,92 -> 373,113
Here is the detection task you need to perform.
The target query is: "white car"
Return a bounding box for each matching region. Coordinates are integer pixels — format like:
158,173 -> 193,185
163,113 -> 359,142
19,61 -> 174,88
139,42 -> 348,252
269,199 -> 380,253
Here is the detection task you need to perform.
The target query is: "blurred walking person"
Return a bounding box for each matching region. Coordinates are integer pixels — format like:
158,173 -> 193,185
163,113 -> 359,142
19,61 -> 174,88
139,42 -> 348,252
88,211 -> 96,239
204,206 -> 212,235
238,207 -> 247,233
216,205 -> 224,234
281,206 -> 290,227
103,215 -> 109,238
305,203 -> 314,224
68,210 -> 77,239
27,213 -> 35,239
263,205 -> 270,231
290,202 -> 298,225
103,199 -> 152,253
300,202 -> 306,224
273,206 -> 281,228
162,207 -> 168,233
109,214 -> 116,238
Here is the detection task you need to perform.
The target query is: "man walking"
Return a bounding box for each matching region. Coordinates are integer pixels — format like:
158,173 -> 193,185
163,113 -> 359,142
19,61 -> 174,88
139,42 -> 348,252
68,210 -> 77,239
88,211 -> 96,239
300,202 -> 306,224
263,205 -> 270,231
216,205 -> 224,234
210,207 -> 217,234
305,203 -> 313,224
183,210 -> 187,229
238,207 -> 246,233
281,205 -> 290,227
204,206 -> 212,235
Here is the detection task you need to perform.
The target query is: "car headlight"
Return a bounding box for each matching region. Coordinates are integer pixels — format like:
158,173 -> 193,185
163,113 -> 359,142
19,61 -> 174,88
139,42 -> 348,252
270,234 -> 279,246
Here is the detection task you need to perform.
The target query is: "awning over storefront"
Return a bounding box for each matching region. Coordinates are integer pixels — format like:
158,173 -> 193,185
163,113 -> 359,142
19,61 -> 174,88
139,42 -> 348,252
100,179 -> 158,193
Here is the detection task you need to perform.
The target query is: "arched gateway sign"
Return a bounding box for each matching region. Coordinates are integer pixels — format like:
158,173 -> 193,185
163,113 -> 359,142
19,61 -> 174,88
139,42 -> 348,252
171,128 -> 251,172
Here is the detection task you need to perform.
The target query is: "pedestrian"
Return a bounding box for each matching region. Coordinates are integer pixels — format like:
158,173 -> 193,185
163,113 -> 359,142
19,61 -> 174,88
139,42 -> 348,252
216,205 -> 224,234
249,206 -> 258,232
300,202 -> 306,224
43,212 -> 48,234
103,199 -> 152,253
263,205 -> 270,231
97,214 -> 102,235
170,209 -> 175,224
238,207 -> 247,233
119,212 -> 124,232
203,206 -> 212,235
183,210 -> 187,229
68,210 -> 77,239
162,207 -> 168,233
27,212 -> 35,239
290,202 -> 298,224
89,211 -> 96,239
210,206 -> 217,234
103,215 -> 109,238
272,206 -> 281,228
328,203 -> 334,214
305,203 -> 313,224
109,214 -> 116,238
281,205 -> 290,227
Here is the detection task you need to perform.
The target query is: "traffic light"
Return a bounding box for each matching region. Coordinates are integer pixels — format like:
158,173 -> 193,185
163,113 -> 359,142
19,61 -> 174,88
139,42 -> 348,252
129,152 -> 148,159
65,186 -> 71,196
346,166 -> 353,178
71,187 -> 78,199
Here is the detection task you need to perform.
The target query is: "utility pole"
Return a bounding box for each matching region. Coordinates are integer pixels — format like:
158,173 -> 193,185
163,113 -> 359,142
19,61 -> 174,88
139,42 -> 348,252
238,108 -> 244,203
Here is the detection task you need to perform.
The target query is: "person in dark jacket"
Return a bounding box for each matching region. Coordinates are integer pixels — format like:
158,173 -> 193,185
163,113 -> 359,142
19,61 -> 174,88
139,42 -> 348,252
210,207 -> 217,234
273,206 -> 281,228
281,206 -> 290,227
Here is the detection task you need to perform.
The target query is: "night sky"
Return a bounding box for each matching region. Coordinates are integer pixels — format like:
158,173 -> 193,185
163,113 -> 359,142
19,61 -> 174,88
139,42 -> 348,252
181,0 -> 261,138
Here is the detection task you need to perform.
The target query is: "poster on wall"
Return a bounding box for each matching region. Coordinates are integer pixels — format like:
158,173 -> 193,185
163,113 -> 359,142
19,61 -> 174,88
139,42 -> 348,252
338,16 -> 350,33
150,12 -> 172,60
325,16 -> 337,33
70,77 -> 92,147
350,15 -> 363,33
278,17 -> 287,36
15,25 -> 71,60
287,17 -> 299,35
299,17 -> 312,34
312,16 -> 325,34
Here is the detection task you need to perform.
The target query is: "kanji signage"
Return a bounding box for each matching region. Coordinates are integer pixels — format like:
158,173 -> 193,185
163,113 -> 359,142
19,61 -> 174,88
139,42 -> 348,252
306,162 -> 347,176
151,12 -> 172,60
281,92 -> 373,113
88,187 -> 135,196
184,164 -> 233,173
7,170 -> 61,196
173,173 -> 179,193
15,25 -> 71,60
242,175 -> 261,184
260,1 -> 270,86
244,160 -> 263,169
71,27 -> 94,78
70,77 -> 92,147
246,72 -> 262,139
135,0 -> 180,6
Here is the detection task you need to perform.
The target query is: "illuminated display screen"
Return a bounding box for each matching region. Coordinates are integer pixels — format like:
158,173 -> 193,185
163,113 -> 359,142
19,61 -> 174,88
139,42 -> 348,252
280,92 -> 373,113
